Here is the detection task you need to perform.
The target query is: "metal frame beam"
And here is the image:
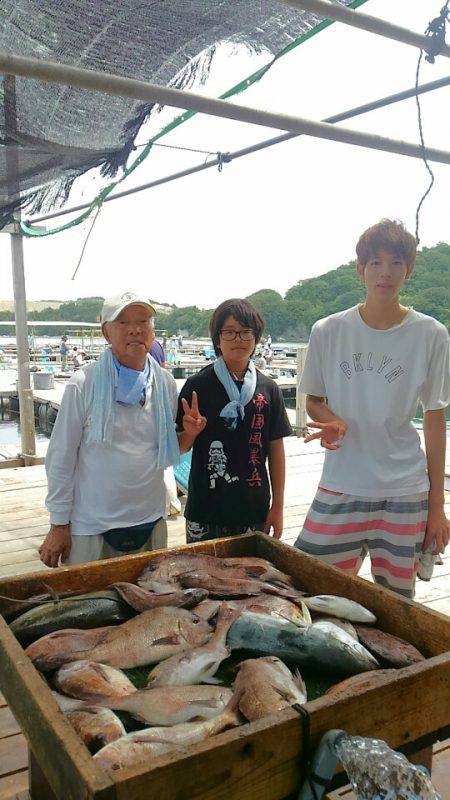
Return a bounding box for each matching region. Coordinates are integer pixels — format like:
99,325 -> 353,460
26,75 -> 450,225
0,52 -> 449,168
276,0 -> 450,58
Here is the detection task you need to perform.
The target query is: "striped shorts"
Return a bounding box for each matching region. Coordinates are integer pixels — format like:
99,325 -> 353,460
294,488 -> 428,598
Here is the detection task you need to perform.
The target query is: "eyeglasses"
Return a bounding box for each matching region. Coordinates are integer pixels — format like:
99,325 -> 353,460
220,328 -> 255,342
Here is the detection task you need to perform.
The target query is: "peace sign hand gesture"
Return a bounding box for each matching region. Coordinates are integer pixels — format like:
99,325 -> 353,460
304,420 -> 348,451
181,391 -> 207,440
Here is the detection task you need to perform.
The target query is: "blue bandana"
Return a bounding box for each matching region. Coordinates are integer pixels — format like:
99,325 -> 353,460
112,354 -> 150,406
213,356 -> 257,430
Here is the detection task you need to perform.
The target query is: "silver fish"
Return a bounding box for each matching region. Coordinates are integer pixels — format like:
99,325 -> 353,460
228,613 -> 379,676
312,617 -> 358,640
302,595 -> 376,624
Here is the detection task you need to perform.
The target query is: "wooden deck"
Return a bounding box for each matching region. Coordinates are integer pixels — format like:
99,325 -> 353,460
0,437 -> 449,798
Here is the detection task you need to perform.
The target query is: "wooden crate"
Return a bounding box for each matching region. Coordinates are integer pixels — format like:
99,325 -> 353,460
1,533 -> 450,800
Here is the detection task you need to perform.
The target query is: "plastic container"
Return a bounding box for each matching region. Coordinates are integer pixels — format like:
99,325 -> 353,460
33,372 -> 55,390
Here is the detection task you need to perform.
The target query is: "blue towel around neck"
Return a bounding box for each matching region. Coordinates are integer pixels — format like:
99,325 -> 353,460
112,353 -> 149,406
86,347 -> 179,469
213,356 -> 257,430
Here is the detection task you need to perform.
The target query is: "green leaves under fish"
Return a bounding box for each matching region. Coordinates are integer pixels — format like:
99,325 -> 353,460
10,590 -> 135,646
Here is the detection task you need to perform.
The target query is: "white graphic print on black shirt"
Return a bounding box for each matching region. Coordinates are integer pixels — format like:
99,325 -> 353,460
176,365 -> 292,527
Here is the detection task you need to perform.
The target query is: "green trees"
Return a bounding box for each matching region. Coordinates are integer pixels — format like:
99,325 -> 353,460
1,243 -> 448,340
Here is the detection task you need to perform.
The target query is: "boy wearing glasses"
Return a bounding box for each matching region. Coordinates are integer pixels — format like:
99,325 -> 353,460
295,220 -> 450,597
177,298 -> 292,542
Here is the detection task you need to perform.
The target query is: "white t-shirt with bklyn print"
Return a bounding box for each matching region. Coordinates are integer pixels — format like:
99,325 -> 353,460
299,306 -> 450,498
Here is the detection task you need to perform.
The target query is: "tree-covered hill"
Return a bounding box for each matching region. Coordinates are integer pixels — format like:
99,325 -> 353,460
1,243 -> 448,339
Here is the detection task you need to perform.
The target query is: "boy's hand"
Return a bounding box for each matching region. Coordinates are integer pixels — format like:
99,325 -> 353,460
422,507 -> 450,555
304,420 -> 348,450
181,391 -> 207,440
264,505 -> 283,539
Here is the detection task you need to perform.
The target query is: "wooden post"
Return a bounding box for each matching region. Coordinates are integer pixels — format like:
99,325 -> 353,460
295,346 -> 308,434
4,73 -> 36,464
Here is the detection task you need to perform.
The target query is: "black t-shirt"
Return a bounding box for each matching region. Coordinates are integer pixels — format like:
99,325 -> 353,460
176,364 -> 292,527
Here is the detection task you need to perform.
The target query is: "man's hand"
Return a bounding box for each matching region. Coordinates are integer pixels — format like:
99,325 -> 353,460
181,391 -> 207,440
39,524 -> 72,568
422,507 -> 450,555
304,420 -> 348,451
264,505 -> 283,539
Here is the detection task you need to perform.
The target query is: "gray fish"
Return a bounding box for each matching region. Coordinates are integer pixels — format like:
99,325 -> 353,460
312,617 -> 358,640
228,613 -> 379,676
66,707 -> 126,754
10,590 -> 134,645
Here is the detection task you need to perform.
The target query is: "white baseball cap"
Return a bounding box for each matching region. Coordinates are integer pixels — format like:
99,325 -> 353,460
101,291 -> 156,323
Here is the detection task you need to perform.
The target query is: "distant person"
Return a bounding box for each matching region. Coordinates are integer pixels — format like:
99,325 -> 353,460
59,335 -> 69,371
178,334 -> 183,349
177,298 -> 292,542
167,335 -> 179,365
150,339 -> 166,368
294,219 -> 450,598
72,346 -> 84,370
40,291 -> 182,567
162,334 -> 167,350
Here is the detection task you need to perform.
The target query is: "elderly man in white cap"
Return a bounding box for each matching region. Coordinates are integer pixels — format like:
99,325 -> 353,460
40,291 -> 204,567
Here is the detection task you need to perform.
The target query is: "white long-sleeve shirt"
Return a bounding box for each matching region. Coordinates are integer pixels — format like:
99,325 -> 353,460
45,363 -> 178,534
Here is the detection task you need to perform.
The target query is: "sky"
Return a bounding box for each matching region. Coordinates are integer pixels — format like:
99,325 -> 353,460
1,0 -> 449,310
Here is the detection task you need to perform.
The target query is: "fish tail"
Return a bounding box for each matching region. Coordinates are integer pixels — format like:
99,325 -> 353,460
220,687 -> 245,728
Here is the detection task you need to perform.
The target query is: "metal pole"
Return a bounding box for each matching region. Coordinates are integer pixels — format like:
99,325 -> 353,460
296,347 -> 308,434
27,75 -> 450,225
4,75 -> 36,462
276,0 -> 450,58
0,52 -> 449,165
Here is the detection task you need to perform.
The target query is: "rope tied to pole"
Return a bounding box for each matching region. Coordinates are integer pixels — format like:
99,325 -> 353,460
424,2 -> 450,63
217,151 -> 231,172
414,2 -> 449,242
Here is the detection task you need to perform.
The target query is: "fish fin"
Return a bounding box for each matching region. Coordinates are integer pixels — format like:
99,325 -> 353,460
300,601 -> 312,625
187,714 -> 206,722
293,669 -> 307,697
201,677 -> 224,685
152,633 -> 181,646
42,583 -> 61,605
188,699 -> 221,709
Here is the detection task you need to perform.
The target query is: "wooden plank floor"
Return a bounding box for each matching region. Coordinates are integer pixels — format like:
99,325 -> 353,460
0,436 -> 449,799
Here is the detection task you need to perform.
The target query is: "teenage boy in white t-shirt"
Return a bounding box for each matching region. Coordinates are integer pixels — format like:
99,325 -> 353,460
294,219 -> 450,597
